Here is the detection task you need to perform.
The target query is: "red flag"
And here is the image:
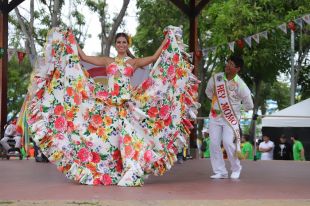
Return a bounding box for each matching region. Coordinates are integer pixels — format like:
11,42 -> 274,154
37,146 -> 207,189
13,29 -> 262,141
17,51 -> 26,64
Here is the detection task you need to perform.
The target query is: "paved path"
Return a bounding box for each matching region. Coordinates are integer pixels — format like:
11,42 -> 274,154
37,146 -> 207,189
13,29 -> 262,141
1,159 -> 310,205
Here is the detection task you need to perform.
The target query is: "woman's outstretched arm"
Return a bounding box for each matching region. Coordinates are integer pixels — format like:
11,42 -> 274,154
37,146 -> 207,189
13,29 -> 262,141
130,36 -> 168,69
77,44 -> 111,67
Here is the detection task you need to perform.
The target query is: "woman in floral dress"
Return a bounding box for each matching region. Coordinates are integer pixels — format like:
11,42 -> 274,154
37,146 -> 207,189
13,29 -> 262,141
26,26 -> 200,186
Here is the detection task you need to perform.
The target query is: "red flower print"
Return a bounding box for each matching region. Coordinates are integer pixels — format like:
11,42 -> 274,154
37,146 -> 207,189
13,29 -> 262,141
66,45 -> 73,54
164,115 -> 172,126
106,64 -> 118,75
90,114 -> 103,128
74,94 -> 81,105
51,48 -> 55,56
112,150 -> 121,160
54,105 -> 64,115
93,178 -> 101,185
133,151 -> 139,161
96,90 -> 109,100
54,116 -> 67,132
147,107 -> 159,118
36,88 -> 44,99
54,70 -> 60,79
184,96 -> 193,106
142,78 -> 153,90
176,68 -> 183,78
159,105 -> 170,120
66,110 -> 74,120
211,108 -> 217,118
91,152 -> 101,163
66,87 -> 74,96
56,133 -> 65,140
183,119 -> 193,129
115,159 -> 123,173
154,120 -> 164,130
123,135 -> 132,145
88,84 -> 94,93
172,54 -> 179,64
88,124 -> 97,134
191,84 -> 198,92
144,150 -> 152,163
67,33 -> 76,44
111,84 -> 120,96
100,174 -> 112,186
81,90 -> 88,100
124,66 -> 134,76
67,121 -> 75,133
167,65 -> 175,78
77,148 -> 92,163
163,39 -> 170,50
125,145 -> 133,157
97,127 -> 105,137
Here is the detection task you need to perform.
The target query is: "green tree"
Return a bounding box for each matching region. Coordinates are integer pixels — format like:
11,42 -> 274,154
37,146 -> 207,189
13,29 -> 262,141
134,0 -> 189,57
7,56 -> 32,122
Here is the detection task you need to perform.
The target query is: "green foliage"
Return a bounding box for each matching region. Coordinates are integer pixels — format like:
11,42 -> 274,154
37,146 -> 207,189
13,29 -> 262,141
7,56 -> 32,120
134,0 -> 189,57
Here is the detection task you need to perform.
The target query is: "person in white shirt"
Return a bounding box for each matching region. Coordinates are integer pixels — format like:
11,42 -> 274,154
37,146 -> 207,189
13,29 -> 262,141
0,119 -> 22,153
205,55 -> 253,179
259,135 -> 274,160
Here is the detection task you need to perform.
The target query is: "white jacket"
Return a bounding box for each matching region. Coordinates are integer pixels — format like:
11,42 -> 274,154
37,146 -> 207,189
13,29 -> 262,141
205,72 -> 253,120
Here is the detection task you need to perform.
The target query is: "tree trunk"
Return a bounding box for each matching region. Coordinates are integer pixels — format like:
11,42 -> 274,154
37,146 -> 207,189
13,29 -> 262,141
100,0 -> 130,56
51,0 -> 61,27
15,0 -> 37,66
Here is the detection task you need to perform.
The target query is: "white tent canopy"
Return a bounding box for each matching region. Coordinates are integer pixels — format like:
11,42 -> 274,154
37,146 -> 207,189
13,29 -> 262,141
262,98 -> 310,127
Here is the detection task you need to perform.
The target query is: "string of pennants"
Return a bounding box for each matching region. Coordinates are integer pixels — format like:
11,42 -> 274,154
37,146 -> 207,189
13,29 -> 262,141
0,48 -> 27,64
201,13 -> 310,57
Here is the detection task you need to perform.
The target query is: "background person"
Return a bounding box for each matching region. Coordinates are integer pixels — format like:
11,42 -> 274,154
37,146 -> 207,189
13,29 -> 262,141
259,135 -> 274,160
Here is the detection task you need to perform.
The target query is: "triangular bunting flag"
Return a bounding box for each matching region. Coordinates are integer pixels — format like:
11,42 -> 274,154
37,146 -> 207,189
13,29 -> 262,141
252,34 -> 260,44
17,51 -> 26,64
244,36 -> 252,48
0,48 -> 4,59
294,18 -> 303,27
302,14 -> 310,25
278,23 -> 287,34
228,42 -> 235,52
260,31 -> 268,40
8,49 -> 16,62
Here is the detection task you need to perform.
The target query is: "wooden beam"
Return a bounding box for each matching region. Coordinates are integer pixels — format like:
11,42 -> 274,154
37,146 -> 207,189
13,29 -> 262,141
8,0 -> 25,12
189,0 -> 198,153
0,3 -> 4,12
168,0 -> 190,17
194,0 -> 210,17
0,0 -> 8,138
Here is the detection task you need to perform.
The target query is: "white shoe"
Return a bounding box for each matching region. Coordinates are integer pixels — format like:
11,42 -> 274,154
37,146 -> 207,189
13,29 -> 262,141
210,173 -> 228,179
230,168 -> 242,179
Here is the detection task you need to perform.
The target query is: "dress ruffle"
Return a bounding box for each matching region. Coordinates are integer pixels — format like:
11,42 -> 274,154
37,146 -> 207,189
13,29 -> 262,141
26,26 -> 200,186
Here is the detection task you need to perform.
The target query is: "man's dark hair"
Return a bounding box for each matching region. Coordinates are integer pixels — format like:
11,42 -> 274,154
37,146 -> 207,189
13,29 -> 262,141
243,134 -> 250,141
228,55 -> 244,70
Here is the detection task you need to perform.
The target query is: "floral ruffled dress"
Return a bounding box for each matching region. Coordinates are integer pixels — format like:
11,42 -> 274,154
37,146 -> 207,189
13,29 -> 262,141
27,26 -> 200,186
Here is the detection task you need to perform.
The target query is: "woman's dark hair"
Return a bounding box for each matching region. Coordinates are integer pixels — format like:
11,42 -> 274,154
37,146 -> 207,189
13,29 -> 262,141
228,55 -> 244,70
115,32 -> 135,59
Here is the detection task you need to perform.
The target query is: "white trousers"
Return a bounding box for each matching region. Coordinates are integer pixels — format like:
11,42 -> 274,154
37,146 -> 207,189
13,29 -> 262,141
0,136 -> 21,152
209,117 -> 241,175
